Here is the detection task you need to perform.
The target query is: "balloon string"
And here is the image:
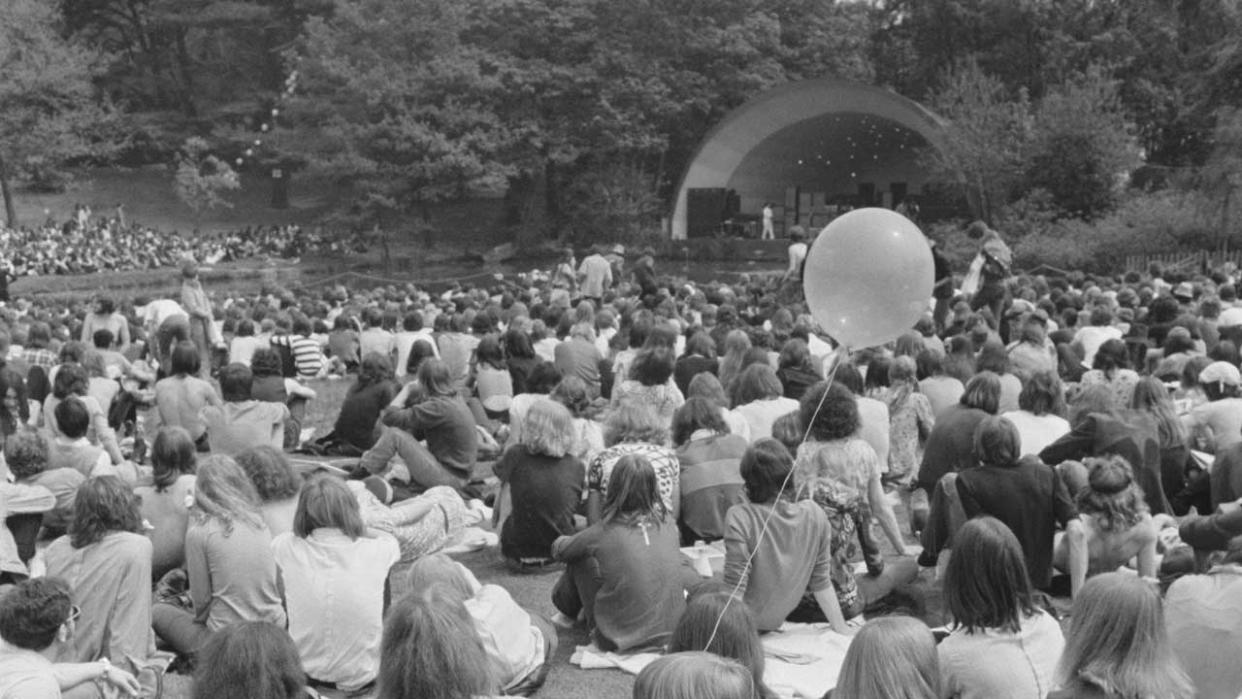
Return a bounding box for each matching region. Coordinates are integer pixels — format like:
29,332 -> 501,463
703,345 -> 851,652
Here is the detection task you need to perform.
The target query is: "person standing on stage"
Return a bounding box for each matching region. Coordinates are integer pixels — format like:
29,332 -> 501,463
761,202 -> 775,240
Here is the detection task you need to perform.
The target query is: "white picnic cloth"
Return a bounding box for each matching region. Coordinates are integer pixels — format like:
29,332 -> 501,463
568,622 -> 852,698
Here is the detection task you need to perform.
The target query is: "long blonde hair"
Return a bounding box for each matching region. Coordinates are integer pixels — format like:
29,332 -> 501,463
1056,572 -> 1193,699
834,616 -> 939,699
192,454 -> 265,533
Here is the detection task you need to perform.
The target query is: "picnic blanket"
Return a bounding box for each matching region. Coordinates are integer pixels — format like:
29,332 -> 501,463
569,622 -> 852,698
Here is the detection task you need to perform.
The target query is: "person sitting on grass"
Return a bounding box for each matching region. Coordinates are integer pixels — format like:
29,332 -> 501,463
316,352 -> 400,456
190,622 -> 316,699
358,357 -> 478,498
135,426 -> 198,580
668,588 -> 776,699
200,363 -> 290,456
493,399 -> 584,569
47,397 -> 126,483
0,577 -> 142,698
632,652 -> 757,699
249,347 -> 316,450
724,439 -> 851,634
272,475 -> 399,695
404,554 -> 555,696
152,341 -> 222,451
43,476 -> 157,681
6,430 -> 82,540
551,454 -> 697,652
377,588 -> 503,699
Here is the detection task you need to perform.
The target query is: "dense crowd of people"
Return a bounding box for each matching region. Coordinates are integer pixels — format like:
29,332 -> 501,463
1,206 -> 365,279
1,224 -> 1242,698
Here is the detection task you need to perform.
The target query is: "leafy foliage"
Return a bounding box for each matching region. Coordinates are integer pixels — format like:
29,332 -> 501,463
0,0 -> 120,225
173,137 -> 240,218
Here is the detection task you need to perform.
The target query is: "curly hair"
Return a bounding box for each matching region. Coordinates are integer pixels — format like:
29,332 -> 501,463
234,445 -> 301,503
69,476 -> 144,549
5,431 -> 48,480
550,375 -> 592,418
51,363 -> 89,400
603,402 -> 669,447
800,381 -> 859,442
1077,456 -> 1148,533
629,346 -> 676,387
250,348 -> 283,378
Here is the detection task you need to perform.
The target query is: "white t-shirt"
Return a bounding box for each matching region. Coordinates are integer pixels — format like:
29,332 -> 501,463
272,528 -> 399,692
1001,411 -> 1070,457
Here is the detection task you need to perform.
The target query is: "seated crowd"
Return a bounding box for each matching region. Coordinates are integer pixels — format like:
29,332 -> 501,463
1,243 -> 1242,699
1,210 -> 364,278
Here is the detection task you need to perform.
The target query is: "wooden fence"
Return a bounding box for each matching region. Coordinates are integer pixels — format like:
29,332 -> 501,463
1123,250 -> 1242,275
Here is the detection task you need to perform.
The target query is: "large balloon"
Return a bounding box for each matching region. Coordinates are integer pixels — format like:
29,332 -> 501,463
803,208 -> 933,349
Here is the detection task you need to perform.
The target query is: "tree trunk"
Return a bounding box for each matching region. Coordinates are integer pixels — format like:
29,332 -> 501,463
0,153 -> 17,227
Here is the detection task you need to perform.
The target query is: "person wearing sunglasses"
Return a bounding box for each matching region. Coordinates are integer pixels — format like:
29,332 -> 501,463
0,577 -> 141,697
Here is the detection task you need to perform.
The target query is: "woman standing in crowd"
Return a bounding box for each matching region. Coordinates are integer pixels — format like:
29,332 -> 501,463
272,475 -> 399,694
1049,572 -> 1193,699
551,455 -> 693,651
938,517 -> 1064,699
153,454 -> 285,657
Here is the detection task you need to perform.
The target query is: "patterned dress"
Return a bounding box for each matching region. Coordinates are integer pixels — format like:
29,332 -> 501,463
794,437 -> 883,618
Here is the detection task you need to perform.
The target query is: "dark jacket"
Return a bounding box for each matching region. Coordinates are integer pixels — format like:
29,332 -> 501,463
1039,413 -> 1170,515
916,404 -> 991,493
955,456 -> 1078,588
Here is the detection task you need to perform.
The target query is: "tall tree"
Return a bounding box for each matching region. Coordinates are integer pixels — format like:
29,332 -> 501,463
923,59 -> 1031,223
0,0 -> 118,226
283,0 -> 517,225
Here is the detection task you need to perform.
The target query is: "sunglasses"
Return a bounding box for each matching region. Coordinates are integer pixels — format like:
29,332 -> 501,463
65,605 -> 81,625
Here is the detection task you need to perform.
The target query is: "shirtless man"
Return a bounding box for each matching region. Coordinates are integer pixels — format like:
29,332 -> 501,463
1053,455 -> 1159,598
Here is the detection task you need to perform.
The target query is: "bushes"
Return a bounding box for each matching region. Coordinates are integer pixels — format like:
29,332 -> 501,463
1005,190 -> 1218,272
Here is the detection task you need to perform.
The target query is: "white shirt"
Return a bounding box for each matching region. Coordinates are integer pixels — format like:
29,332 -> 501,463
1001,411 -> 1070,457
1072,325 -> 1123,367
394,329 -> 439,377
140,299 -> 185,327
938,611 -> 1064,699
271,528 -> 399,691
466,586 -> 546,691
730,397 -> 800,442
